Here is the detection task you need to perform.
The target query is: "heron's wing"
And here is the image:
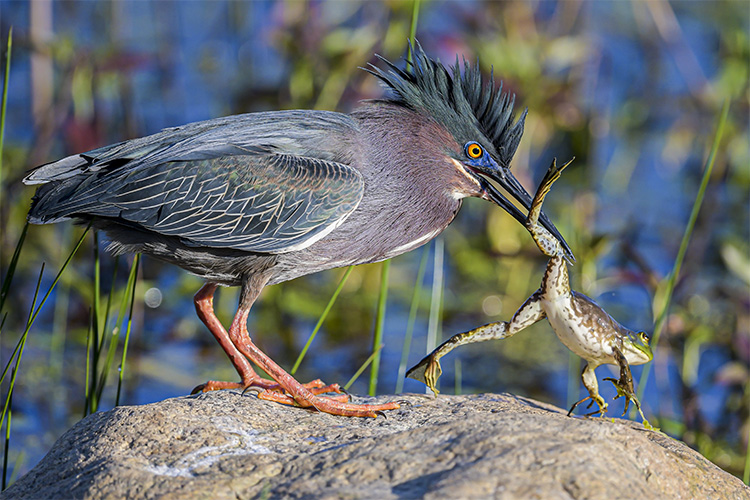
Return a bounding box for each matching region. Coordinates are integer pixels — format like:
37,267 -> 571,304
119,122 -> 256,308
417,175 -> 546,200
30,152 -> 363,253
30,154 -> 364,253
26,111 -> 364,253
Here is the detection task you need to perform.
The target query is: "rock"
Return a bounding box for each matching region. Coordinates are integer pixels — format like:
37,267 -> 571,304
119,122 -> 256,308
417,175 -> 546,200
3,391 -> 747,499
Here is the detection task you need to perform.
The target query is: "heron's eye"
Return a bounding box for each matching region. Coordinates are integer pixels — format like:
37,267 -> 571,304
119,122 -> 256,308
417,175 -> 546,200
466,142 -> 483,159
639,332 -> 650,345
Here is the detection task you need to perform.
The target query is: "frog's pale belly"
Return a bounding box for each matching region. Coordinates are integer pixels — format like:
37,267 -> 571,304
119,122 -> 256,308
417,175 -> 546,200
542,295 -> 615,364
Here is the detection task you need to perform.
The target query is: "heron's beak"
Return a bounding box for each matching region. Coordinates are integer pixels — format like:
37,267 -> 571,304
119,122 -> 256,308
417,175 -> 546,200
476,170 -> 575,262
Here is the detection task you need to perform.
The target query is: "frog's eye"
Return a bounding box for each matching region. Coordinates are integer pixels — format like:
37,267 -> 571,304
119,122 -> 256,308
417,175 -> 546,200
465,142 -> 484,159
639,332 -> 650,345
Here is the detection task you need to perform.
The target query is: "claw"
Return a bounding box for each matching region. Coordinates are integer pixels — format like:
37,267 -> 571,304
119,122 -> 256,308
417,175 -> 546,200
242,386 -> 262,397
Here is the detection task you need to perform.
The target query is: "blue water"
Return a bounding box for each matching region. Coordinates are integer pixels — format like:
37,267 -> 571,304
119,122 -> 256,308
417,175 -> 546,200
1,0 -> 745,481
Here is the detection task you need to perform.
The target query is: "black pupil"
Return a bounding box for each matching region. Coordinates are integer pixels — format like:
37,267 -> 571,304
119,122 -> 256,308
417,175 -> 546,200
471,146 -> 480,156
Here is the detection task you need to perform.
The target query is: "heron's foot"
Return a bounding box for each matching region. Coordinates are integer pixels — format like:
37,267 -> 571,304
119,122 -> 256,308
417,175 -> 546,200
567,394 -> 608,417
192,377 -> 343,396
251,384 -> 400,417
405,354 -> 443,395
226,338 -> 401,417
259,379 -> 345,396
191,377 -> 279,394
247,379 -> 348,401
255,389 -> 351,406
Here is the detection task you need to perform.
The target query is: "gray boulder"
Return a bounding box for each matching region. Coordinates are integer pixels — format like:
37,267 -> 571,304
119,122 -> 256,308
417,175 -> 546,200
3,391 -> 748,499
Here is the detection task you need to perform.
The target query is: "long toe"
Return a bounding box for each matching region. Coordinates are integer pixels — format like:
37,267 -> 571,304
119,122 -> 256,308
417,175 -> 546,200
307,398 -> 401,418
252,379 -> 344,396
257,390 -> 350,406
193,376 -> 280,394
191,380 -> 246,394
258,390 -> 400,417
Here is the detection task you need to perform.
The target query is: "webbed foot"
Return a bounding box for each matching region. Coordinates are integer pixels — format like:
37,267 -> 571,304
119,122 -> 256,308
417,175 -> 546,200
603,376 -> 639,416
603,376 -> 656,429
406,353 -> 443,395
567,394 -> 608,417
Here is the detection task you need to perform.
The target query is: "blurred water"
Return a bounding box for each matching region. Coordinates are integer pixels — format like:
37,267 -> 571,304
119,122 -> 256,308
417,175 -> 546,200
1,0 -> 746,482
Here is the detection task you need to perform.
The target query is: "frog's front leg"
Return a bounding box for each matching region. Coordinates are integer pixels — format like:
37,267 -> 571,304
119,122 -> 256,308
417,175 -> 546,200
567,363 -> 608,417
602,346 -> 638,415
601,345 -> 655,429
406,290 -> 546,395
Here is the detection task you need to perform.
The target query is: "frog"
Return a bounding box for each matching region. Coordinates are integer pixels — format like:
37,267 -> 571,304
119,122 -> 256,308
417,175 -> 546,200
406,158 -> 654,425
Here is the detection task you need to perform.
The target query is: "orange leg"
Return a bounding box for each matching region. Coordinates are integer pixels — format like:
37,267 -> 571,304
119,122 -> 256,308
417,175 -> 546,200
195,277 -> 400,417
261,379 -> 344,395
192,284 -> 343,395
191,283 -> 276,393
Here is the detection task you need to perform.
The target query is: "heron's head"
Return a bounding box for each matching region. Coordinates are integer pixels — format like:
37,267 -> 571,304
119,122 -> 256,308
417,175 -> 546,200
367,42 -> 573,260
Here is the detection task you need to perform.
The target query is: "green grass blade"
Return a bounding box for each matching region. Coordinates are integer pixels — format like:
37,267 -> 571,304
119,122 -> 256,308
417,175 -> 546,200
426,238 -> 444,353
567,351 -> 582,410
454,358 -> 462,395
49,227 -> 73,377
0,27 -> 12,210
27,224 -> 91,328
426,238 -> 444,393
99,256 -> 120,348
95,257 -> 131,405
0,224 -> 89,397
407,0 -> 421,63
291,266 -> 353,375
2,366 -> 14,490
89,233 -> 101,412
0,264 -> 43,434
83,308 -> 93,417
0,221 -> 88,417
115,254 -> 140,406
395,244 -> 429,393
93,231 -> 102,351
344,344 -> 385,392
5,449 -> 22,490
0,223 -> 28,315
636,100 -> 730,404
368,260 -> 390,396
0,263 -> 42,391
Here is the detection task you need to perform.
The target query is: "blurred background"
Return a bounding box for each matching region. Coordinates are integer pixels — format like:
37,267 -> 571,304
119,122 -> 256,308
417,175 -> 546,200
0,0 -> 748,485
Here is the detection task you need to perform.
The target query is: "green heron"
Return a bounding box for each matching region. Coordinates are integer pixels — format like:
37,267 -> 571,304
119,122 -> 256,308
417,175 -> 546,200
24,44 -> 572,417
407,158 -> 652,424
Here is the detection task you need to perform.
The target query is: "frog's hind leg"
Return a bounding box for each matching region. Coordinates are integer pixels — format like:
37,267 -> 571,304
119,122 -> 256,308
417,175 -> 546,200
406,321 -> 512,395
406,290 -> 546,395
568,362 -> 608,417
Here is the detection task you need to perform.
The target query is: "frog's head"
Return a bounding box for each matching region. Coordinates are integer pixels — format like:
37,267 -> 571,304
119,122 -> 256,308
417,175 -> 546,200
622,330 -> 653,365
